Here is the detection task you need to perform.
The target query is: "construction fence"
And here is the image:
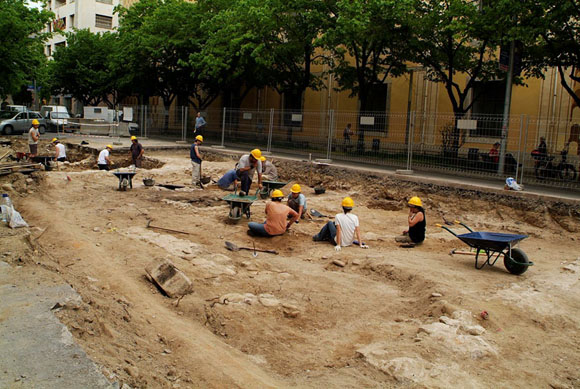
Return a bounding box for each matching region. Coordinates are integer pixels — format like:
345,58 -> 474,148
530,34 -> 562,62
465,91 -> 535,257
121,105 -> 580,191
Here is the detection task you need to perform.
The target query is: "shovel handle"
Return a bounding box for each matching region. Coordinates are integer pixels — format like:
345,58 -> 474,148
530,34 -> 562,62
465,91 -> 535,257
239,247 -> 278,254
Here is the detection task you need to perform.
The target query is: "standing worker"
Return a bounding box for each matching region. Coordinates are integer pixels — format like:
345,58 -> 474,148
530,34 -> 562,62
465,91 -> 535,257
395,196 -> 426,246
195,112 -> 206,134
129,136 -> 144,168
236,148 -> 265,196
28,119 -> 40,157
247,190 -> 299,237
313,197 -> 369,250
190,135 -> 204,188
287,184 -> 307,220
52,138 -> 67,162
97,145 -> 113,171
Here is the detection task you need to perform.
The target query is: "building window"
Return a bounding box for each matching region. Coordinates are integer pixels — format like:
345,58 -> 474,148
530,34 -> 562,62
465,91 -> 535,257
358,83 -> 391,134
95,14 -> 113,29
96,0 -> 113,4
52,17 -> 66,31
55,41 -> 66,49
69,14 -> 75,29
55,0 -> 66,7
470,80 -> 506,138
46,45 -> 52,56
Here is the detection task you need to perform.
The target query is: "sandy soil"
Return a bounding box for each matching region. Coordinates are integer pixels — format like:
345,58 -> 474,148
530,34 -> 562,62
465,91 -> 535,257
1,139 -> 580,388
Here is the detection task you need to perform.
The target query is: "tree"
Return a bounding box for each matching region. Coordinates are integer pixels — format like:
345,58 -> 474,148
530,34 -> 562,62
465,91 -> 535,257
323,0 -> 411,111
0,0 -> 52,99
522,0 -> 580,112
407,0 -> 518,155
49,30 -> 121,107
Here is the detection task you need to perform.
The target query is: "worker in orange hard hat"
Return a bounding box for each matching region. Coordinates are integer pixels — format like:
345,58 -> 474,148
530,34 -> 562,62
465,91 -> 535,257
236,148 -> 265,196
395,196 -> 426,246
129,135 -> 144,168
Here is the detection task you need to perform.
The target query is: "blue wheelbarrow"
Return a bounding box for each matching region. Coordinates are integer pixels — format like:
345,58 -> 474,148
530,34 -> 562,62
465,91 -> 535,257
437,221 -> 533,275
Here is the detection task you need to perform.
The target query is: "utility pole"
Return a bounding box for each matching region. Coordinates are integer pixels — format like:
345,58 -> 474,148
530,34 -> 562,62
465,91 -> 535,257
498,41 -> 515,175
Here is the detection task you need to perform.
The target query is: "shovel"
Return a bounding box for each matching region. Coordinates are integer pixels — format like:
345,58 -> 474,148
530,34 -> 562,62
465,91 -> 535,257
225,241 -> 278,255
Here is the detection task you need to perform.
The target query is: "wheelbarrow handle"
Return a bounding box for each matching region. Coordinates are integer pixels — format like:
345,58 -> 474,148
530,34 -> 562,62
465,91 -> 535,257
436,223 -> 459,237
454,220 -> 474,232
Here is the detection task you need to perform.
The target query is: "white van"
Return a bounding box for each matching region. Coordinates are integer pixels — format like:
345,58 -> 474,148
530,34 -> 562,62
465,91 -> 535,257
40,105 -> 69,119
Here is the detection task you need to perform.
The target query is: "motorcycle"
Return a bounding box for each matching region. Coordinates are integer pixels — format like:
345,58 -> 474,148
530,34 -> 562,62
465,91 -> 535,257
533,144 -> 577,181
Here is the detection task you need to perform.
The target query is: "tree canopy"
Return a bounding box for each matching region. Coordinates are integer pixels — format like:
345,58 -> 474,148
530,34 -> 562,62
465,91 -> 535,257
0,0 -> 52,99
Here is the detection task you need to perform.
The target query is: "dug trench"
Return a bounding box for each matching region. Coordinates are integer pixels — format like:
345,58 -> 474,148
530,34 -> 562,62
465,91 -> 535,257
2,147 -> 580,388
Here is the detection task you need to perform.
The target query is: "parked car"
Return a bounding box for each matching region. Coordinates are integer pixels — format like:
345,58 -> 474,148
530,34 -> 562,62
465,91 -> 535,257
47,111 -> 72,131
0,111 -> 47,135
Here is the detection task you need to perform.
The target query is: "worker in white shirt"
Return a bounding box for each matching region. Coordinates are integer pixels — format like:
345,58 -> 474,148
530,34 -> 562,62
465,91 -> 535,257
52,138 -> 67,162
312,197 -> 369,251
97,145 -> 113,171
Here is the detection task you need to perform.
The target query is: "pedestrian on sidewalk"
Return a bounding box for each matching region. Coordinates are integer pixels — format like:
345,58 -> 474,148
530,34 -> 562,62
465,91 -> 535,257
190,135 -> 204,188
195,112 -> 206,134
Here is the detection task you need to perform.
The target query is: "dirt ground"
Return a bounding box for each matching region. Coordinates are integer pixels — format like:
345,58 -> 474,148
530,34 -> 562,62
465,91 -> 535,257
1,139 -> 580,388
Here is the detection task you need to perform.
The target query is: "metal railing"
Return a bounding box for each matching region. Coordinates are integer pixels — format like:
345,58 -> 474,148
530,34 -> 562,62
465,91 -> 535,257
115,105 -> 580,191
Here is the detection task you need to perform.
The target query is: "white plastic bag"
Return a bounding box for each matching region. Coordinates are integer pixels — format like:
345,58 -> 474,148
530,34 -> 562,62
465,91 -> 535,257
5,205 -> 28,228
505,177 -> 522,191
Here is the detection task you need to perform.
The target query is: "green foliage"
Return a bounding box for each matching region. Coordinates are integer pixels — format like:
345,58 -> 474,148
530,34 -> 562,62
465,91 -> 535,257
49,30 -> 122,106
323,0 -> 412,111
0,0 -> 52,98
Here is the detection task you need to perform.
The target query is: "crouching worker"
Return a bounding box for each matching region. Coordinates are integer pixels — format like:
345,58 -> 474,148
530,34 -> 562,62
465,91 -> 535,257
287,184 -> 307,221
97,145 -> 113,170
248,190 -> 298,237
52,138 -> 67,162
395,196 -> 425,246
313,197 -> 369,251
236,148 -> 264,196
217,169 -> 239,190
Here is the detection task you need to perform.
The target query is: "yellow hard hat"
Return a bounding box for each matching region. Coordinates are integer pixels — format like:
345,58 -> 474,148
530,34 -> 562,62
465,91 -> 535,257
408,196 -> 423,207
195,135 -> 203,142
291,184 -> 301,193
51,138 -> 58,143
251,148 -> 266,161
130,136 -> 137,141
271,189 -> 284,199
106,144 -> 113,150
341,197 -> 354,208
32,119 -> 40,125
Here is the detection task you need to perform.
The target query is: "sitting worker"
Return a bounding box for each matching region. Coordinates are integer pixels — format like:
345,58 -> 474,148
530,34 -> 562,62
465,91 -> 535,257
312,197 -> 369,251
248,189 -> 298,237
395,196 -> 426,246
97,145 -> 113,170
488,142 -> 500,164
190,135 -> 204,188
287,184 -> 307,220
236,148 -> 265,196
217,169 -> 239,190
129,136 -> 144,168
262,159 -> 279,181
52,138 -> 67,162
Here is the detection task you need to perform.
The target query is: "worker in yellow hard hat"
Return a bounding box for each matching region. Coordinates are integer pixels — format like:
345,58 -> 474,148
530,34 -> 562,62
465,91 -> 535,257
261,158 -> 278,181
52,138 -> 67,162
28,119 -> 41,157
98,145 -> 113,170
313,197 -> 369,251
395,196 -> 426,246
236,148 -> 265,196
190,135 -> 204,188
287,183 -> 307,221
248,189 -> 298,237
129,135 -> 144,168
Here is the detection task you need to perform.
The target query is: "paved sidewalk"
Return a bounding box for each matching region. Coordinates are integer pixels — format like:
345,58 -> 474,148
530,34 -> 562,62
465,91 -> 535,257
0,261 -> 113,389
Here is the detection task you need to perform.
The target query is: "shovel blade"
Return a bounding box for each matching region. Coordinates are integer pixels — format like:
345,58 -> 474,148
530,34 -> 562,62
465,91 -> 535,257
225,241 -> 240,251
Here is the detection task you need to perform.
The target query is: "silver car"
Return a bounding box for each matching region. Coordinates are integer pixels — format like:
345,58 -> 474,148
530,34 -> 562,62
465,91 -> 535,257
0,111 -> 47,135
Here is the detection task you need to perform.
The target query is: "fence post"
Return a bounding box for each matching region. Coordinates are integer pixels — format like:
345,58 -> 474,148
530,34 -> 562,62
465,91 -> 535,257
267,108 -> 274,153
144,105 -> 148,138
326,109 -> 334,160
183,106 -> 188,142
406,111 -> 414,170
515,114 -> 524,181
520,115 -> 530,185
221,107 -> 226,147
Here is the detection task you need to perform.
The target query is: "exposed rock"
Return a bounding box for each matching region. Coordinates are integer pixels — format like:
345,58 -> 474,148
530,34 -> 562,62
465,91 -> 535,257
145,259 -> 193,298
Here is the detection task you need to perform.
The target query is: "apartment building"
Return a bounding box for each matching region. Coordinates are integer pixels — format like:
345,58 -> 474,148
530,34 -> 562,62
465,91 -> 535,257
44,0 -> 120,58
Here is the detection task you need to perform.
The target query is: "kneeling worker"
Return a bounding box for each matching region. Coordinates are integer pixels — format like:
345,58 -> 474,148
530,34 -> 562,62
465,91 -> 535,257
287,184 -> 307,220
52,138 -> 67,162
97,145 -> 113,170
395,196 -> 425,246
217,169 -> 239,190
248,190 -> 298,237
236,148 -> 265,195
313,197 -> 369,251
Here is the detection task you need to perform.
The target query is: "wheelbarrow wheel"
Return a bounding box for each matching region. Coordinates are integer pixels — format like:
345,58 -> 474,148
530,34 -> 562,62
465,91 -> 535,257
504,248 -> 529,275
